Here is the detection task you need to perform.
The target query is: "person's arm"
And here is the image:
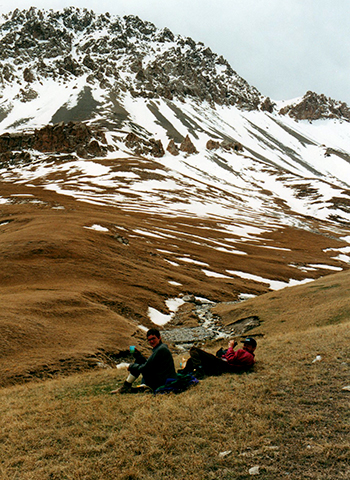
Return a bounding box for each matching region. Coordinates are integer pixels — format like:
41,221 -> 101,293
223,341 -> 240,363
129,344 -> 168,376
127,348 -> 147,371
133,348 -> 147,363
224,348 -> 255,367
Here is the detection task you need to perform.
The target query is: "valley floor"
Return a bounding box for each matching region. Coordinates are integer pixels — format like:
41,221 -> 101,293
1,173 -> 349,386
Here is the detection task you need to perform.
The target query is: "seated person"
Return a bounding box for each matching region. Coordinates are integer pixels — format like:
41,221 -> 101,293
111,328 -> 176,394
181,337 -> 257,377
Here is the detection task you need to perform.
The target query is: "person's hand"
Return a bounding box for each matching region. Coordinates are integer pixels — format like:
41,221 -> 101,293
133,348 -> 142,358
228,340 -> 237,349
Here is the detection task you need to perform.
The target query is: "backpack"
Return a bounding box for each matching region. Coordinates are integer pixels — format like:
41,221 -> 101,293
154,373 -> 199,395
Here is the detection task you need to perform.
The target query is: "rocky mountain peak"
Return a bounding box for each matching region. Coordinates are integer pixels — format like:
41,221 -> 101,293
279,91 -> 350,122
0,7 -> 263,111
0,6 -> 349,132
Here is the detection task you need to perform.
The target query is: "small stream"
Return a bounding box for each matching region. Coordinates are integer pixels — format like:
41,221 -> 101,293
161,298 -> 260,351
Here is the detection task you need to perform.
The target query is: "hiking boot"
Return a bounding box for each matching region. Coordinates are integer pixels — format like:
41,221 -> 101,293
131,385 -> 153,394
193,366 -> 206,379
110,381 -> 133,394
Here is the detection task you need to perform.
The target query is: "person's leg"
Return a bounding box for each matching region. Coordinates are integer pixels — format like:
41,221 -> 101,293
180,357 -> 195,374
190,346 -> 229,376
126,372 -> 138,385
110,369 -> 140,394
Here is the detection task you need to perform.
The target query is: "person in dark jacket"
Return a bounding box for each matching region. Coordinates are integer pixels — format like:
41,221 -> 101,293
181,337 -> 257,377
111,328 -> 176,394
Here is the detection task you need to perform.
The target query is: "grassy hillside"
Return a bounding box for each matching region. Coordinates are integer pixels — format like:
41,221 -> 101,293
1,279 -> 349,479
1,181 -> 348,386
1,162 -> 350,478
213,269 -> 350,336
1,321 -> 349,480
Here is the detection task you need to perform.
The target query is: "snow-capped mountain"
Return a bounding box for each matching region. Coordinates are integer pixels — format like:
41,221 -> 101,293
1,6 -> 350,287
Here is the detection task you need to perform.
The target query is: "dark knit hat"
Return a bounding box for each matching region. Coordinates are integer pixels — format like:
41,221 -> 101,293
242,337 -> 257,348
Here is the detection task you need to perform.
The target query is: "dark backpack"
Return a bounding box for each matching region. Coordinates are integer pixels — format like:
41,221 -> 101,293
154,373 -> 199,395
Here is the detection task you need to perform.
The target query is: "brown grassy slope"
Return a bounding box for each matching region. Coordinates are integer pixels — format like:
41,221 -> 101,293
0,176 -> 349,386
213,269 -> 350,336
0,320 -> 349,480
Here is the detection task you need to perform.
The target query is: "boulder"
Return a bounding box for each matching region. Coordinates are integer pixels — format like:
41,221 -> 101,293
149,138 -> 165,158
206,139 -> 220,150
206,138 -> 243,153
180,135 -> 197,154
167,139 -> 180,156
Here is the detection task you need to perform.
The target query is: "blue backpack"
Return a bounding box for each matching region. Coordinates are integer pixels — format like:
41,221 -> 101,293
154,373 -> 199,394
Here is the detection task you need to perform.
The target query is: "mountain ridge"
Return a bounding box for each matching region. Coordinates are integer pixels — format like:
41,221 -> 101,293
1,7 -> 350,126
0,6 -> 262,114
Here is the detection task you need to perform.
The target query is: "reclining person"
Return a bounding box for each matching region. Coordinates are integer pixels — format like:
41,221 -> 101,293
111,328 -> 177,394
181,337 -> 257,377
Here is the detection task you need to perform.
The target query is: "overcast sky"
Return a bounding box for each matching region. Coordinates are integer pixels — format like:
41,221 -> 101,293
1,1 -> 350,104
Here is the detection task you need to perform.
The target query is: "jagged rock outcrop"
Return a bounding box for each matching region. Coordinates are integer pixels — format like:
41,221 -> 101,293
260,96 -> 275,113
180,135 -> 198,154
0,7 -> 263,111
124,132 -> 165,157
23,67 -> 35,83
222,140 -> 243,152
279,91 -> 350,122
166,139 -> 180,156
0,121 -> 108,163
206,139 -> 243,152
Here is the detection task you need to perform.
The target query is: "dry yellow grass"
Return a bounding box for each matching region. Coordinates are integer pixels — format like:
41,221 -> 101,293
213,269 -> 350,336
1,180 -> 349,386
1,181 -> 350,479
1,320 -> 349,480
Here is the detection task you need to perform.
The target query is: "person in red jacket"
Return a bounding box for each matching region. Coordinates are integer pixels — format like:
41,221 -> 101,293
181,337 -> 256,377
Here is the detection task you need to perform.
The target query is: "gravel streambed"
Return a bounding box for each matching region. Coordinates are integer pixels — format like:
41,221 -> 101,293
161,295 -> 260,351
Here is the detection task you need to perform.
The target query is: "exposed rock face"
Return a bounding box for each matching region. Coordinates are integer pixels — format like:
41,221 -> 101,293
166,139 -> 180,156
279,91 -> 350,122
33,122 -> 107,154
0,7 -> 262,111
0,121 -> 108,163
180,135 -> 198,154
124,132 -> 165,157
